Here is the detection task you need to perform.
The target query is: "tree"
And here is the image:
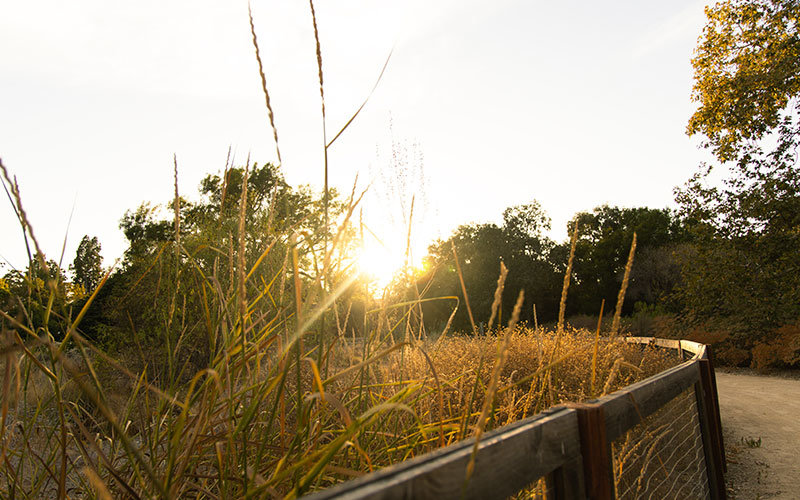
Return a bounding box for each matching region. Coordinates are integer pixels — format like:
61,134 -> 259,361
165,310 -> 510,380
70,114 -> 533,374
568,206 -> 688,316
87,161 -> 347,360
71,235 -> 103,294
626,245 -> 687,309
683,0 -> 800,237
688,0 -> 800,163
677,0 -> 800,342
1,255 -> 69,338
501,201 -> 552,259
417,201 -> 562,332
118,203 -> 173,264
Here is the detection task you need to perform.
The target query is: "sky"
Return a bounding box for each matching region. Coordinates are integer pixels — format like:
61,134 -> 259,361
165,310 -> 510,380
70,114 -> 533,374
0,0 -> 716,277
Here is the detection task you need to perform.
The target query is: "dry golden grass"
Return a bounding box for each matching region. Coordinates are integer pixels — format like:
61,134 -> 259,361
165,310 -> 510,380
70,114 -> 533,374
404,328 -> 675,426
0,274 -> 681,499
313,327 -> 680,482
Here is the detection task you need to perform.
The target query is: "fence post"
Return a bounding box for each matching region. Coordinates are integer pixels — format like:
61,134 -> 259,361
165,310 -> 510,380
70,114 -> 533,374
545,455 -> 585,500
695,359 -> 727,500
704,345 -> 726,473
563,403 -> 614,500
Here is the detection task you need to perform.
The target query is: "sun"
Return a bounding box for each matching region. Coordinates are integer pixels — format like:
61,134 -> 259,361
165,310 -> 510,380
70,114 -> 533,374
353,216 -> 433,296
356,241 -> 406,293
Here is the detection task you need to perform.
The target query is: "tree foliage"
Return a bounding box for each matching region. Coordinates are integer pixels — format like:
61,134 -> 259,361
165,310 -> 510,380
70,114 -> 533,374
568,206 -> 688,316
682,0 -> 800,238
678,0 -> 800,341
71,235 -> 103,294
411,203 -> 690,334
688,0 -> 800,163
1,255 -> 69,339
81,162 -> 346,365
417,201 -> 562,332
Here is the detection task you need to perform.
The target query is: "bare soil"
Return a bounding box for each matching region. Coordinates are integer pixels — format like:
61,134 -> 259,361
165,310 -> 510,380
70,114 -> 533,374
715,369 -> 800,499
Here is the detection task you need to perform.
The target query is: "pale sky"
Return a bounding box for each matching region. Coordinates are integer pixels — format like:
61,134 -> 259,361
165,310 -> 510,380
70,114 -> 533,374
0,0 -> 715,275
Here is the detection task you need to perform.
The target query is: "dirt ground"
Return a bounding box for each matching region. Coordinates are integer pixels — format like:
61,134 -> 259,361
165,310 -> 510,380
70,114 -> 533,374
715,369 -> 800,499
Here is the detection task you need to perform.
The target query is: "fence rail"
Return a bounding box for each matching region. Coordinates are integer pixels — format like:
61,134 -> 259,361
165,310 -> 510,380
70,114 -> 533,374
304,338 -> 726,500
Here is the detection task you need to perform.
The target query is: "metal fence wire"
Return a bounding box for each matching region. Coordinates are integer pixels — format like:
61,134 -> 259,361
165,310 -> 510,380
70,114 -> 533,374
611,386 -> 710,500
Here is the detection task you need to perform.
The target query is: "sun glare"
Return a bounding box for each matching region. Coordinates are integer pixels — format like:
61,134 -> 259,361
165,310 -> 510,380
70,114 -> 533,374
356,241 -> 407,293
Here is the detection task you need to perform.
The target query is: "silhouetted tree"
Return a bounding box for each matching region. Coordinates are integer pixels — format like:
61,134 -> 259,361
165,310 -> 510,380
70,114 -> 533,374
71,235 -> 103,294
416,201 -> 562,332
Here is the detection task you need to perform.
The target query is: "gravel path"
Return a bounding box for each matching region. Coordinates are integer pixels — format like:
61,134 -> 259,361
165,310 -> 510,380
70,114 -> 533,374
715,370 -> 800,499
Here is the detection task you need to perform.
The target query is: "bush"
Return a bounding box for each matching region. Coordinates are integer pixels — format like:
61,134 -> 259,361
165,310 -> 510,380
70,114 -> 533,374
684,325 -> 753,366
751,320 -> 800,371
715,345 -> 751,367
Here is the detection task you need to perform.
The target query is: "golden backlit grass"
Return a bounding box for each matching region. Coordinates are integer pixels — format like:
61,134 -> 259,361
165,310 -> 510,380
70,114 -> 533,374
298,327 -> 680,490
0,301 -> 680,498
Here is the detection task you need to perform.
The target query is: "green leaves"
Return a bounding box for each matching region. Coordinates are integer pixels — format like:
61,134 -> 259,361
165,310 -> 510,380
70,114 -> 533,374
688,0 -> 800,162
568,206 -> 687,316
677,0 -> 800,343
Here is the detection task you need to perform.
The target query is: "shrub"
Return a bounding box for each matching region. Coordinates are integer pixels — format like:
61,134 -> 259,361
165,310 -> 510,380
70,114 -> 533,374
751,320 -> 800,371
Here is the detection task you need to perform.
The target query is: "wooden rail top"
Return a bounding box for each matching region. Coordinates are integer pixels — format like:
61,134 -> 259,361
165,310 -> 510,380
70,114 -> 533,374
623,336 -> 707,358
304,407 -> 581,500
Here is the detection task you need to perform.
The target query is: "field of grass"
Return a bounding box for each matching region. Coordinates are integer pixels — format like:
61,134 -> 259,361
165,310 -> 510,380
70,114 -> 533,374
1,299 -> 679,499
0,6 -> 687,498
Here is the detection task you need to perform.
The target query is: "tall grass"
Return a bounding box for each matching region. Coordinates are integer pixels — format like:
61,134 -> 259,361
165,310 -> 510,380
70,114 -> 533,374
0,157 -> 679,498
0,8 -> 680,499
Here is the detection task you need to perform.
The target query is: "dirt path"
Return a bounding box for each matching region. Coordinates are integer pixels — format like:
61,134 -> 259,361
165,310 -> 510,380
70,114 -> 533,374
715,370 -> 800,499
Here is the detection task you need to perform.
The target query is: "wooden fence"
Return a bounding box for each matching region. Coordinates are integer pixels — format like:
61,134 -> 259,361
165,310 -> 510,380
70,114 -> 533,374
303,337 -> 726,500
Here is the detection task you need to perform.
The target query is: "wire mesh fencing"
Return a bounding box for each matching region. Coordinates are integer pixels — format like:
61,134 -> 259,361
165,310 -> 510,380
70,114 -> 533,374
611,386 -> 710,500
507,477 -> 548,500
